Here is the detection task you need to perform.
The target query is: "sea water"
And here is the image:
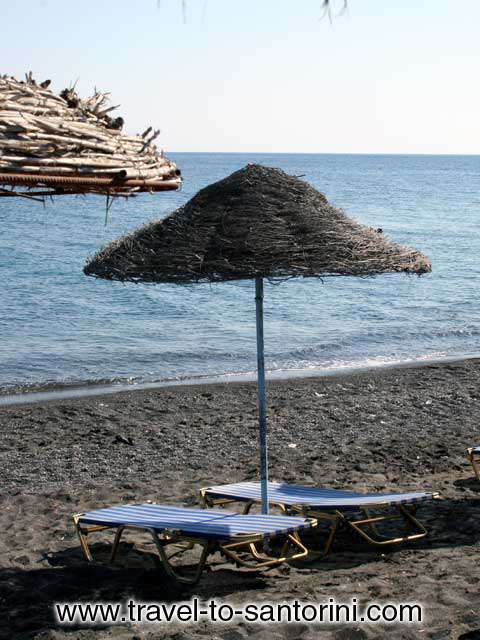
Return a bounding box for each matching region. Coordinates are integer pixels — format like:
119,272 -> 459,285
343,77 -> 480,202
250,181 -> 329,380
1,153 -> 479,392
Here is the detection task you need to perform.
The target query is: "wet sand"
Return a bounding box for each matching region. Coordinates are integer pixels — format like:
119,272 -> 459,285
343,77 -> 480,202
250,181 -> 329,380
1,358 -> 479,639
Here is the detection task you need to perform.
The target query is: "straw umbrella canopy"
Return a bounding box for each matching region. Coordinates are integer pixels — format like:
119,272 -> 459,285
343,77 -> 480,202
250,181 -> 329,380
84,164 -> 431,513
0,73 -> 181,201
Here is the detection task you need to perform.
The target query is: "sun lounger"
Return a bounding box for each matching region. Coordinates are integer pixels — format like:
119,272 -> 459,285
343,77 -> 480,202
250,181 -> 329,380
200,482 -> 439,555
467,446 -> 480,480
73,503 -> 316,584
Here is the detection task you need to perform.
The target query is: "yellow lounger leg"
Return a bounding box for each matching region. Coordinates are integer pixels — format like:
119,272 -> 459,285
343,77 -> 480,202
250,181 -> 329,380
468,448 -> 480,481
110,526 -> 125,563
73,515 -> 94,562
149,530 -> 213,585
344,505 -> 427,546
220,532 -> 309,569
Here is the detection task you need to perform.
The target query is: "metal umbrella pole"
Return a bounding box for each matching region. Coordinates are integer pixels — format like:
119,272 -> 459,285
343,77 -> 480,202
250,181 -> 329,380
255,276 -> 269,515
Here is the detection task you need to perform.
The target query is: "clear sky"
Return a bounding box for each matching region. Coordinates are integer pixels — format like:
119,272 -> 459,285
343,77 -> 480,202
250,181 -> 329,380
2,1 -> 479,154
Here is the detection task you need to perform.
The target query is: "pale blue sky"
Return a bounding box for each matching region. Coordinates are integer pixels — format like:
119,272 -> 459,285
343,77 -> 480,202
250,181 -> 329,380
2,1 -> 479,153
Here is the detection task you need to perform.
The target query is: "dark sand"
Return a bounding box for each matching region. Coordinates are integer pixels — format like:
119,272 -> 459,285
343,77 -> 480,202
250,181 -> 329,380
1,359 -> 479,640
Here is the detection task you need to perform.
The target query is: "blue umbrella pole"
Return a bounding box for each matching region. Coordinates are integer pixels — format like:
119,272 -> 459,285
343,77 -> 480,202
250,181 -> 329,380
255,276 -> 269,515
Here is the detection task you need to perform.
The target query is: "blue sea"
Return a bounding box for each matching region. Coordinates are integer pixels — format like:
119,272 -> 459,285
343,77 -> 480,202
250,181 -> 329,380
1,153 -> 479,394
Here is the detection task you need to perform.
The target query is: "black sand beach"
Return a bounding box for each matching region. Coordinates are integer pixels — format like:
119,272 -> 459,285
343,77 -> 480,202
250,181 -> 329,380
1,358 -> 479,639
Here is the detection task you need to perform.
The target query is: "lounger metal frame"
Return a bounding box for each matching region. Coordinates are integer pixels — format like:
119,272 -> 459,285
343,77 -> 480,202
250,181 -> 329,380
200,488 -> 436,555
467,447 -> 480,480
72,512 -> 314,585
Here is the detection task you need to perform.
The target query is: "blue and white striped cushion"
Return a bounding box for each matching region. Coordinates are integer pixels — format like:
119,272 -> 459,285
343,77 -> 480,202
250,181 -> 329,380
78,503 -> 313,540
204,482 -> 435,511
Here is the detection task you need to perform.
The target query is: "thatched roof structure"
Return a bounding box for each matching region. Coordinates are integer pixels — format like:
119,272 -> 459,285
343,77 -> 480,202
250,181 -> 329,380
0,73 -> 181,199
84,164 -> 431,283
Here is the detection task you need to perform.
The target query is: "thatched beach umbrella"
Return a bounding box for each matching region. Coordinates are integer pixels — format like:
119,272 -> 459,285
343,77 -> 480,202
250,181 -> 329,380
0,73 -> 181,200
84,164 -> 431,513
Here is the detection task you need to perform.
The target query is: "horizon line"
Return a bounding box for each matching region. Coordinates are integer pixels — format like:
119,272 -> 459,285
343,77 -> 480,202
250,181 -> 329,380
166,150 -> 480,157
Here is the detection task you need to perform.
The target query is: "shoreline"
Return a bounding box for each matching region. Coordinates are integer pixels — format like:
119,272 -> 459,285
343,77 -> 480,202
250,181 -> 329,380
1,351 -> 479,407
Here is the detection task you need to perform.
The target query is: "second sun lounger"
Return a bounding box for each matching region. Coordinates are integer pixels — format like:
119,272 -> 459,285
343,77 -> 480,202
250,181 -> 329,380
201,482 -> 439,555
73,503 -> 316,584
467,446 -> 480,480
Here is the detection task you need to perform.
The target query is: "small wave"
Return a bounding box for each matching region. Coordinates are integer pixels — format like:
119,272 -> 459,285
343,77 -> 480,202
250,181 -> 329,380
1,350 -> 472,407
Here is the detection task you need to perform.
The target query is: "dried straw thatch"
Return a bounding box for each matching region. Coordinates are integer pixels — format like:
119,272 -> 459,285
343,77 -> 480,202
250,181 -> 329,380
0,73 -> 181,199
84,164 -> 431,283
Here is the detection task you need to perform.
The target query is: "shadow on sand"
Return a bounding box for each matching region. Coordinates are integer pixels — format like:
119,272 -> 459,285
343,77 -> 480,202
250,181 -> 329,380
1,497 -> 479,639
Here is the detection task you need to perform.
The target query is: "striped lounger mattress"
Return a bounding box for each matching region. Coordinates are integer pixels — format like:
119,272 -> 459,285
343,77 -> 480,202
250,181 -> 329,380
201,482 -> 439,553
73,502 -> 317,584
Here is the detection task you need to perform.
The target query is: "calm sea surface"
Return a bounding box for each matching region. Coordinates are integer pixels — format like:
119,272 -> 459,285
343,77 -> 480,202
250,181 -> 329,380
1,153 -> 479,392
